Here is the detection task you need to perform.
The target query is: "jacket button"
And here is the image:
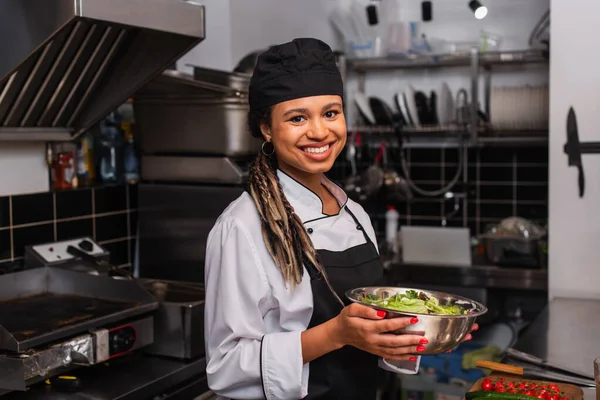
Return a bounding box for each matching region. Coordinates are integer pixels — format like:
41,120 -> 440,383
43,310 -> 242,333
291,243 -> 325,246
307,228 -> 314,234
356,225 -> 362,230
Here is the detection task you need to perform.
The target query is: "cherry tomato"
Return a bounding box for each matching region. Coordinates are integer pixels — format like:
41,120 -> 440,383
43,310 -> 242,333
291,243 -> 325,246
506,382 -> 515,388
495,386 -> 506,393
482,381 -> 493,391
508,388 -> 518,393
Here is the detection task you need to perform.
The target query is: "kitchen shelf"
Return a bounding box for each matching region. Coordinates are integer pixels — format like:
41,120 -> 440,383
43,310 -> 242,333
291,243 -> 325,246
347,49 -> 548,72
0,127 -> 72,142
348,124 -> 548,148
340,48 -> 550,143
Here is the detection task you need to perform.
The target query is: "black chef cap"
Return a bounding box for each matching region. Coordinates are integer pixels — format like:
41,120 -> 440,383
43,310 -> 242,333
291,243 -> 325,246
248,38 -> 343,111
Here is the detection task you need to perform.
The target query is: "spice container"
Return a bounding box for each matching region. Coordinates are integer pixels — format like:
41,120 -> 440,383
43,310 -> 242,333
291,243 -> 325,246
49,142 -> 77,189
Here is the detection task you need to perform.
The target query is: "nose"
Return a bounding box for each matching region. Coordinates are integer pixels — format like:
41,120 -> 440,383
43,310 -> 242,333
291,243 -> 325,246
305,119 -> 328,141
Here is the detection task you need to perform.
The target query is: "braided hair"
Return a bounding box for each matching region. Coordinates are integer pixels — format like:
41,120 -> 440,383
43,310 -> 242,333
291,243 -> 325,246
247,107 -> 343,304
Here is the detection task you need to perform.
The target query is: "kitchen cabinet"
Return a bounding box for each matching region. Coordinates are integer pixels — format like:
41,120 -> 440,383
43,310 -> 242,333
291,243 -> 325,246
548,0 -> 600,300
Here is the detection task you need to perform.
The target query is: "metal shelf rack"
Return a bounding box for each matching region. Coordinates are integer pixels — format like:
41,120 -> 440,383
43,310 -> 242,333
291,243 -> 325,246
339,48 -> 550,145
348,124 -> 548,148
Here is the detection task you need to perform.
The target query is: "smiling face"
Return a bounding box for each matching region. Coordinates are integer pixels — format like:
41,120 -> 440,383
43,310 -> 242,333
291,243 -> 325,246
261,95 -> 346,182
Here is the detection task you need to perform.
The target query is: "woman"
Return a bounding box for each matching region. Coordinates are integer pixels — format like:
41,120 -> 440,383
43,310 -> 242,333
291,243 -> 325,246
204,38 -> 475,400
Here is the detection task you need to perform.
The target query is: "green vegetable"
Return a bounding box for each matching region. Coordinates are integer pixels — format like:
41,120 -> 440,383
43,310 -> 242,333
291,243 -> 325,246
362,291 -> 467,315
466,391 -> 538,400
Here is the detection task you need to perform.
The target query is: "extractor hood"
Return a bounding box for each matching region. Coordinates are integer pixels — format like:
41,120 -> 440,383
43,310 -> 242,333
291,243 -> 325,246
0,0 -> 205,141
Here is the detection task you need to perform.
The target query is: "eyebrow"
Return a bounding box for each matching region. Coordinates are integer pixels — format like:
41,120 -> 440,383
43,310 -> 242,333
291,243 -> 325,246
282,102 -> 343,117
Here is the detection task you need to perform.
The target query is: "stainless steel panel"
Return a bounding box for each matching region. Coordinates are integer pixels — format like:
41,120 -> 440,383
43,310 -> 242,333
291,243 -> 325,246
138,184 -> 244,282
0,128 -> 71,141
136,100 -> 259,156
514,298 -> 600,380
76,0 -> 205,37
0,355 -> 208,399
134,70 -> 260,157
141,156 -> 248,184
192,66 -> 251,93
0,0 -> 205,140
140,279 -> 205,359
0,267 -> 158,352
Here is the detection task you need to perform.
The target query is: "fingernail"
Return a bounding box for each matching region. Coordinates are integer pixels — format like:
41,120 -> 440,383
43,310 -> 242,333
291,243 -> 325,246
466,334 -> 472,341
416,345 -> 426,352
410,317 -> 419,324
409,357 -> 417,361
377,310 -> 386,318
419,338 -> 429,344
447,350 -> 452,353
472,324 -> 479,331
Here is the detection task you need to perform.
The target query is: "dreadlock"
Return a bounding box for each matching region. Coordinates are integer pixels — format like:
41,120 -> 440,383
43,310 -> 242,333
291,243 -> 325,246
246,107 -> 344,304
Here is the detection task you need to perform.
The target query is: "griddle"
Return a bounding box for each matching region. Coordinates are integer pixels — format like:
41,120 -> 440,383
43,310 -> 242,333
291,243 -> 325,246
0,267 -> 158,352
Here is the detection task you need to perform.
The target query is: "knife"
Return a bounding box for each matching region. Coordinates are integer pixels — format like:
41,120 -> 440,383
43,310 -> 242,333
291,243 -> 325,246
507,348 -> 595,380
564,107 -> 585,197
476,360 -> 596,387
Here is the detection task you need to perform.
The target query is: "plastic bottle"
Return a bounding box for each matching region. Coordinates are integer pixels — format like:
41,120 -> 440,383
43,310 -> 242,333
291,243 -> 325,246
385,205 -> 399,254
98,112 -> 124,184
122,120 -> 139,184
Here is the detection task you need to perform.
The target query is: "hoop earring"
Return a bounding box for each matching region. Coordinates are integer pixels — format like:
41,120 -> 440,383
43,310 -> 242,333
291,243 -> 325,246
262,141 -> 275,156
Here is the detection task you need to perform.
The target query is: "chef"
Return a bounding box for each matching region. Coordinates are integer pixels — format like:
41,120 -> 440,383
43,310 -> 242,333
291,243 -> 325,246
204,38 -> 475,400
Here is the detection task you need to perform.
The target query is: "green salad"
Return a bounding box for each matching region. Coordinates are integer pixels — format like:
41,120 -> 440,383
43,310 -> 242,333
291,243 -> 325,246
361,289 -> 467,315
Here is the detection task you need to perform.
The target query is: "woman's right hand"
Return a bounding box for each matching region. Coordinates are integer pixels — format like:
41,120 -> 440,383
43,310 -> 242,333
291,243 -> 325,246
327,303 -> 427,361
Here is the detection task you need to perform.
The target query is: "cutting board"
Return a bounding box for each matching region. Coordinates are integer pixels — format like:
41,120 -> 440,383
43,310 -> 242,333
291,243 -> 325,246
468,374 -> 584,400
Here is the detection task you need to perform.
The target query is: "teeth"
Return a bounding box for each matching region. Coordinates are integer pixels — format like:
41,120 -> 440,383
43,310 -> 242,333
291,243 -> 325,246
304,144 -> 330,154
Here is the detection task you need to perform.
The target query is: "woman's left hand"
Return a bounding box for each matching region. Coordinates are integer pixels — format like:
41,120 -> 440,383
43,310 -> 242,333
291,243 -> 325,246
462,322 -> 479,343
446,323 -> 478,353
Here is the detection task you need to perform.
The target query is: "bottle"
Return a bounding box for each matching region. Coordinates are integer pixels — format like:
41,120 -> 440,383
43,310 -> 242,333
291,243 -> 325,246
98,112 -> 124,184
122,120 -> 139,184
76,131 -> 95,186
385,205 -> 399,254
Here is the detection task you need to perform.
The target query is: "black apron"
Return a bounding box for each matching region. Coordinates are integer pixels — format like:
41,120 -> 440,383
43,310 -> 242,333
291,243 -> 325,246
303,206 -> 384,400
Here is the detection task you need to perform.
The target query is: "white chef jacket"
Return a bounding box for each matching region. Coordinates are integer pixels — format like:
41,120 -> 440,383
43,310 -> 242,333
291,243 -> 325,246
204,170 -> 420,400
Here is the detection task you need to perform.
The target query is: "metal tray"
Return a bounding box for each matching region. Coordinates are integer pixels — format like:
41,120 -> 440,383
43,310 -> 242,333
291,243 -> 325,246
0,267 -> 158,352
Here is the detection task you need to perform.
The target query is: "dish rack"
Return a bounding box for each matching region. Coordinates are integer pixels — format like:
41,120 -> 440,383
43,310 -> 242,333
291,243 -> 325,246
339,48 -> 549,148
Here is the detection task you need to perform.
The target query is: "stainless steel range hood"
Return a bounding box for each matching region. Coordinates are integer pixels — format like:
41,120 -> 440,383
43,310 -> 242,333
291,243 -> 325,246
0,0 -> 205,141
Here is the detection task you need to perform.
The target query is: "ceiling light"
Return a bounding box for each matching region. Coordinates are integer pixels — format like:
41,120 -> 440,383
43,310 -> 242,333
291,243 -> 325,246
469,0 -> 488,19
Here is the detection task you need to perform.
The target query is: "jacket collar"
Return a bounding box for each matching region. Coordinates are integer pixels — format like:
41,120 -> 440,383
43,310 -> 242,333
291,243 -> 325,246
277,169 -> 348,223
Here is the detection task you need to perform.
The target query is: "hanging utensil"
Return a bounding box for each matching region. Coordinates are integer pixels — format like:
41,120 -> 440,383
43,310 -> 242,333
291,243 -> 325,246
358,141 -> 386,202
475,361 -> 596,387
345,131 -> 364,201
382,142 -> 412,204
441,192 -> 463,226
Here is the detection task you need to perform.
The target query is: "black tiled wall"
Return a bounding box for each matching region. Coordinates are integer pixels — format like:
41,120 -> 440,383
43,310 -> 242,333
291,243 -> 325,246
0,184 -> 138,273
329,145 -> 548,243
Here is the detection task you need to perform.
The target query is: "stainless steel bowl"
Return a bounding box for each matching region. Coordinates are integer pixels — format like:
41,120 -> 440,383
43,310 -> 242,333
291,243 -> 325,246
346,286 -> 488,355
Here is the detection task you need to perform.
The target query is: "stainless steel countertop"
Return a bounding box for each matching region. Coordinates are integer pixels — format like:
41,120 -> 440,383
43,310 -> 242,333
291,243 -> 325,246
1,354 -> 207,399
514,297 -> 600,398
387,262 -> 548,291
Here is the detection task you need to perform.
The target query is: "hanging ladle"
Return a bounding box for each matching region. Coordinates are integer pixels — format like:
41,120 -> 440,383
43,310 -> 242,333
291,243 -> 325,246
345,130 -> 363,201
382,142 -> 413,204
